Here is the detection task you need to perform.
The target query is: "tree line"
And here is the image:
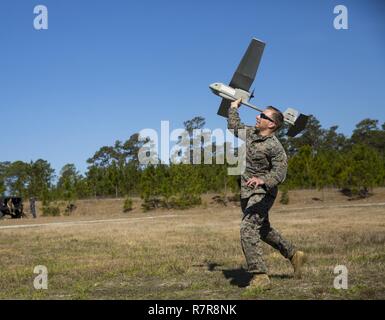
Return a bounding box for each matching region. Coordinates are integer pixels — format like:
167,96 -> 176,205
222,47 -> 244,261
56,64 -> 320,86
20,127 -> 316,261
1,116 -> 384,208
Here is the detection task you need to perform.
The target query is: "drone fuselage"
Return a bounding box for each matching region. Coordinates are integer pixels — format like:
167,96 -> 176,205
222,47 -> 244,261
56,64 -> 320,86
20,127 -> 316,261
210,82 -> 301,127
209,83 -> 251,104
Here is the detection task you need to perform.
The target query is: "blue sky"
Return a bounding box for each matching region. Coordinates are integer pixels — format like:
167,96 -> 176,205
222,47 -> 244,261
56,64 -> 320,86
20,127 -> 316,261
1,0 -> 384,175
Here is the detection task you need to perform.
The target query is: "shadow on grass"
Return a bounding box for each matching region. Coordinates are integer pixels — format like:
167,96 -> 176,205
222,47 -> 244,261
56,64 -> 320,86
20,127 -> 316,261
269,273 -> 292,280
222,268 -> 253,288
197,262 -> 291,287
221,268 -> 292,287
207,262 -> 222,271
191,262 -> 223,271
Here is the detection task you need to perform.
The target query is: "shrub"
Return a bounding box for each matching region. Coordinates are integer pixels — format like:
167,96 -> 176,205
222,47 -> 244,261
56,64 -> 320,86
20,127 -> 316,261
123,197 -> 133,213
64,202 -> 77,215
141,195 -> 202,211
42,205 -> 60,216
168,195 -> 201,210
212,195 -> 228,206
141,197 -> 162,212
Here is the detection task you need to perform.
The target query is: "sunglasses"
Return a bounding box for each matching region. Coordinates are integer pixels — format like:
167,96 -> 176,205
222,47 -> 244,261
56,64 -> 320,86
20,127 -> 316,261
260,113 -> 275,123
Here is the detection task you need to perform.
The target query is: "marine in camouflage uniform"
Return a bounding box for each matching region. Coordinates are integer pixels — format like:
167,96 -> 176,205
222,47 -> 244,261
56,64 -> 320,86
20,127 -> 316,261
228,101 -> 296,275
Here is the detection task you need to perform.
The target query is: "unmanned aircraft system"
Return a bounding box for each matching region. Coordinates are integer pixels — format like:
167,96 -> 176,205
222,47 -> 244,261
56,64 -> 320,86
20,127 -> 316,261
210,38 -> 309,137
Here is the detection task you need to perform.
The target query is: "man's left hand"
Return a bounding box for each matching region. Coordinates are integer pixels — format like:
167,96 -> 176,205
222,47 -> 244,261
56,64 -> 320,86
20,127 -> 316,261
246,177 -> 265,188
230,98 -> 242,109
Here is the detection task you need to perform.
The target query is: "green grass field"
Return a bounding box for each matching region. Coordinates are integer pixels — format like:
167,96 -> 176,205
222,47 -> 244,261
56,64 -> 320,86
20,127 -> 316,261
0,190 -> 384,300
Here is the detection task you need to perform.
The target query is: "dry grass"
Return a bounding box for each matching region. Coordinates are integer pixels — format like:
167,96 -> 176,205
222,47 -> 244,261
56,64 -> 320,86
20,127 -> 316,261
0,189 -> 384,300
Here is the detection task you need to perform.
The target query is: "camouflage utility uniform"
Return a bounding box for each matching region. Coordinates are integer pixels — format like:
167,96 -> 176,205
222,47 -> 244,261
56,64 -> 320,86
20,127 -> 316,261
228,107 -> 295,274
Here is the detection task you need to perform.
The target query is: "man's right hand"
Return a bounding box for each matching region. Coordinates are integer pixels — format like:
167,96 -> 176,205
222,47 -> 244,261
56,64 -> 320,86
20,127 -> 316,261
230,98 -> 242,109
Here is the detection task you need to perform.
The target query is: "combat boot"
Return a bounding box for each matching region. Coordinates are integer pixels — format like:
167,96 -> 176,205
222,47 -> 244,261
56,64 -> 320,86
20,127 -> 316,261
246,273 -> 271,291
290,250 -> 306,278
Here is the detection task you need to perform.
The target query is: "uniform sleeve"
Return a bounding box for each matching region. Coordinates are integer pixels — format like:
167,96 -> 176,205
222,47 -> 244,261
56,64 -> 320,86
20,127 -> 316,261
260,143 -> 288,190
227,107 -> 248,140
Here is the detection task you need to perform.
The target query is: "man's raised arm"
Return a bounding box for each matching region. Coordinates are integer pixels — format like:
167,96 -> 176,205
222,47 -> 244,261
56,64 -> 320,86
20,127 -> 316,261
227,99 -> 247,139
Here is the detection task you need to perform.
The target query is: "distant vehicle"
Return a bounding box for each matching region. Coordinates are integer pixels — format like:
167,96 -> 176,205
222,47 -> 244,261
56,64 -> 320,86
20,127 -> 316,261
0,197 -> 24,219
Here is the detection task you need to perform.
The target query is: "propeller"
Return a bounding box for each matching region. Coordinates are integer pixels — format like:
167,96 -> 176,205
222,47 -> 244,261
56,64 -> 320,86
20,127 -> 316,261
250,88 -> 255,100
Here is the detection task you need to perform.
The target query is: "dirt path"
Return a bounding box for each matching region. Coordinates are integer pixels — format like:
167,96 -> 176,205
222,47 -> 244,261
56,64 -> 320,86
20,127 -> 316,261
273,201 -> 385,212
0,214 -> 179,230
1,201 -> 384,230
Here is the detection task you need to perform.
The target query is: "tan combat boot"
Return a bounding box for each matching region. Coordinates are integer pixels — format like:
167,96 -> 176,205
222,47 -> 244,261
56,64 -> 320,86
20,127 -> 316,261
246,273 -> 271,291
290,251 -> 306,278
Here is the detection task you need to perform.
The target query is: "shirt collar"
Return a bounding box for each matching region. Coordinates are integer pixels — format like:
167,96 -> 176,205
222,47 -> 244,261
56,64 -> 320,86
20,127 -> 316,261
252,128 -> 275,141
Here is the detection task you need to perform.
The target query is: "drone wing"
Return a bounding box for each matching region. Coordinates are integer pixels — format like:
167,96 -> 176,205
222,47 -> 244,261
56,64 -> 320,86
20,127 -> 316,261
229,38 -> 265,92
217,38 -> 265,117
217,99 -> 232,117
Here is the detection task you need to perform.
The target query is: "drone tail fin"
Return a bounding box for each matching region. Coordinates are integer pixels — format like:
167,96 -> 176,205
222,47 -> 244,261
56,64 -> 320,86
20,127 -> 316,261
283,108 -> 309,137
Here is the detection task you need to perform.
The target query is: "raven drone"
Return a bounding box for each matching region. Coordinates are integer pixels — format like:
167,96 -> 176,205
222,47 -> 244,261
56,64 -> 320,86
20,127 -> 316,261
210,38 -> 308,137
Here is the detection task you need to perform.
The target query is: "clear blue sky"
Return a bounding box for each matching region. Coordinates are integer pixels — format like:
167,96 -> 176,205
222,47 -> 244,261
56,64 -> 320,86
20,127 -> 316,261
1,0 -> 384,175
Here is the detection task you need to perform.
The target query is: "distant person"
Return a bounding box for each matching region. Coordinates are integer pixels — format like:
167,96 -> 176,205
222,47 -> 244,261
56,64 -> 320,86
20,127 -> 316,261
0,198 -> 9,216
228,98 -> 306,291
29,197 -> 37,218
7,198 -> 14,214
